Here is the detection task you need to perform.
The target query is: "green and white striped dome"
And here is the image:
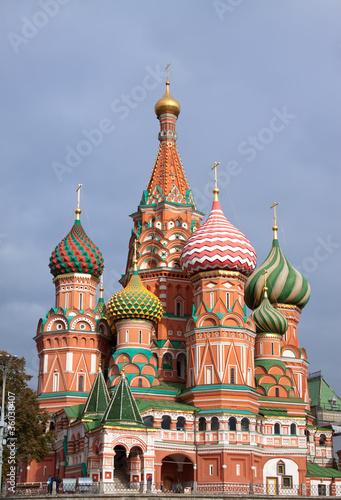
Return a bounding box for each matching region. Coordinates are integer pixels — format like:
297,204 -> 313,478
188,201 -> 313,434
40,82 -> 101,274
245,238 -> 310,310
251,291 -> 288,335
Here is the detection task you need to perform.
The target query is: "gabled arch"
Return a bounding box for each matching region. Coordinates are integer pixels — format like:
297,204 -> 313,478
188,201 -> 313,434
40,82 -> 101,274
222,313 -> 244,327
198,314 -> 218,327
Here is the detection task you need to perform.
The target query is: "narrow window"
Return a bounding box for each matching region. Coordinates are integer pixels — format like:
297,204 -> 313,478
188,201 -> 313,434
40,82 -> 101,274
209,464 -> 213,476
236,464 -> 240,476
260,342 -> 263,355
211,417 -> 219,431
226,292 -> 230,310
206,367 -> 213,384
230,368 -> 235,384
210,292 -> 214,309
52,373 -> 59,392
275,388 -> 279,397
43,466 -> 47,476
138,378 -> 142,388
274,423 -> 280,435
89,295 -> 92,309
176,417 -> 185,430
319,434 -> 326,446
78,375 -> 84,392
161,415 -> 171,430
176,219 -> 181,227
241,418 -> 249,431
199,417 -> 206,431
277,460 -> 285,475
126,330 -> 129,343
139,330 -> 142,343
79,292 -> 83,310
271,342 -> 274,355
176,301 -> 181,316
229,417 -> 236,431
290,423 -> 296,435
65,292 -> 69,309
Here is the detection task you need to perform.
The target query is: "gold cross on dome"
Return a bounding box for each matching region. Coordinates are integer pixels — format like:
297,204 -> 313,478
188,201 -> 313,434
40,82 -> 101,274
121,356 -> 127,377
262,269 -> 268,288
76,184 -> 82,208
165,63 -> 171,82
211,162 -> 220,189
270,202 -> 279,225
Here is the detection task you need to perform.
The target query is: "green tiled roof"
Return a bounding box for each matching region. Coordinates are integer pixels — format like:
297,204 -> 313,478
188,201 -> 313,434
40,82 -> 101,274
102,375 -> 143,425
306,462 -> 341,478
137,399 -> 197,413
308,374 -> 341,409
197,409 -> 256,415
259,407 -> 288,416
82,370 -> 110,417
64,404 -> 84,420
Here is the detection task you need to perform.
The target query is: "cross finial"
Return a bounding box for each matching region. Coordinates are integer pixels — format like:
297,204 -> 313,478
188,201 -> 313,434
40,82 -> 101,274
211,162 -> 220,201
75,184 -> 82,220
270,202 -> 279,240
165,63 -> 171,83
132,239 -> 138,272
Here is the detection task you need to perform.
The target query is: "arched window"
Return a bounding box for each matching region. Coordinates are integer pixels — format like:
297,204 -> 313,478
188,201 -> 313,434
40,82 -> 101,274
228,417 -> 237,431
78,375 -> 84,392
163,353 -> 172,370
177,353 -> 186,379
176,219 -> 181,227
274,423 -> 280,435
210,292 -> 214,309
143,415 -> 154,427
176,417 -> 185,430
138,378 -> 142,388
211,417 -> 219,431
176,301 -> 181,316
161,415 -> 171,430
275,388 -> 279,397
151,218 -> 155,227
79,292 -> 83,310
139,330 -> 142,343
199,417 -> 206,431
241,418 -> 249,431
290,423 -> 296,435
271,343 -> 274,355
230,368 -> 235,384
319,434 -> 326,446
305,429 -> 310,442
226,292 -> 230,310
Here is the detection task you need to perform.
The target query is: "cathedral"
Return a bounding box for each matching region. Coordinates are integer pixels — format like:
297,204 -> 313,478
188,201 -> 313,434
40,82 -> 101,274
19,77 -> 341,495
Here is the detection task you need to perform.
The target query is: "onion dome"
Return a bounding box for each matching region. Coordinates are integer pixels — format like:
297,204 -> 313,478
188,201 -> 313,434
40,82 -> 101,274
155,80 -> 181,117
106,255 -> 163,324
251,283 -> 288,335
181,185 -> 257,277
49,207 -> 104,278
245,227 -> 311,311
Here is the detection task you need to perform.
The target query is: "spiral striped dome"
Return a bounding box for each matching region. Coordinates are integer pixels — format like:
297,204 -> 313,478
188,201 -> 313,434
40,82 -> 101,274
245,238 -> 310,310
49,219 -> 104,278
251,292 -> 288,335
181,200 -> 257,277
106,270 -> 163,324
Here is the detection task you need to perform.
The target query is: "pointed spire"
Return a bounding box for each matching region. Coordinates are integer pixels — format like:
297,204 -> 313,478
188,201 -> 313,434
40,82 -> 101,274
211,162 -> 220,202
75,184 -> 82,221
101,376 -> 143,425
96,274 -> 106,315
82,368 -> 110,417
270,202 -> 279,240
262,269 -> 268,299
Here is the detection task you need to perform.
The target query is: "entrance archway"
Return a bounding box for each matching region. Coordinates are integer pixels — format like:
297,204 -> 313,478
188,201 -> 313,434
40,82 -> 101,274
161,454 -> 194,492
127,446 -> 143,483
114,445 -> 128,485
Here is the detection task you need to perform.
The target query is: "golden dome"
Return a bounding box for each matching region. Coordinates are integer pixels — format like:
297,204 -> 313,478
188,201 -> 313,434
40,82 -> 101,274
154,81 -> 181,117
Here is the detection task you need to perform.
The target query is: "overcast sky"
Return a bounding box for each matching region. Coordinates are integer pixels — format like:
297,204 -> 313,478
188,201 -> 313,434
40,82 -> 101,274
1,0 -> 340,395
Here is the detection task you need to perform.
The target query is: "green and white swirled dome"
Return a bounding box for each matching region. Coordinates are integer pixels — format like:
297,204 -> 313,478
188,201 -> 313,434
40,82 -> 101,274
245,229 -> 310,311
251,287 -> 288,335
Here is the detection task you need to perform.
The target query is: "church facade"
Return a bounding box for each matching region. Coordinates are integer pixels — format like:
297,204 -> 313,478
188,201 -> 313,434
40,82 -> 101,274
20,78 -> 341,494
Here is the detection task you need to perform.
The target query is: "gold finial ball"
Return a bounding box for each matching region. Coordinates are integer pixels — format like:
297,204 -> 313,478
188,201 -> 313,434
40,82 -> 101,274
155,82 -> 181,117
213,187 -> 219,195
75,207 -> 82,215
272,224 -> 278,231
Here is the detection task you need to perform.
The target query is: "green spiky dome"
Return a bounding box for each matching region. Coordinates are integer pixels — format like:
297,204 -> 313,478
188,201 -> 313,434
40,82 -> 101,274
245,238 -> 310,310
49,218 -> 104,278
251,292 -> 288,335
106,270 -> 163,324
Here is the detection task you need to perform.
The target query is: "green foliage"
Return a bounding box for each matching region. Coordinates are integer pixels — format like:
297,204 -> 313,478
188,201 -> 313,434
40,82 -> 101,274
0,351 -> 56,481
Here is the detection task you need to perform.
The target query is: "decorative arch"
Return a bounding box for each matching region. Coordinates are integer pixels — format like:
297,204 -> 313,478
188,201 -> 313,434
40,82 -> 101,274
198,314 -> 218,327
47,317 -> 68,332
71,317 -> 95,332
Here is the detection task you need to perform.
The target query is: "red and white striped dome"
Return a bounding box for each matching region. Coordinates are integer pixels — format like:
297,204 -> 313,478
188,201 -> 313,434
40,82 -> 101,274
181,200 -> 257,277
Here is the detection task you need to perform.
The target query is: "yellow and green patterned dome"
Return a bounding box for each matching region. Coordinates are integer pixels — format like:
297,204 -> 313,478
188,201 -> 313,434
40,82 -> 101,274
106,269 -> 163,325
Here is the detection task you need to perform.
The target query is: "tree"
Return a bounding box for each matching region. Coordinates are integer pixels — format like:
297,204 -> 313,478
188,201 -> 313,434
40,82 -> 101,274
0,351 -> 55,481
